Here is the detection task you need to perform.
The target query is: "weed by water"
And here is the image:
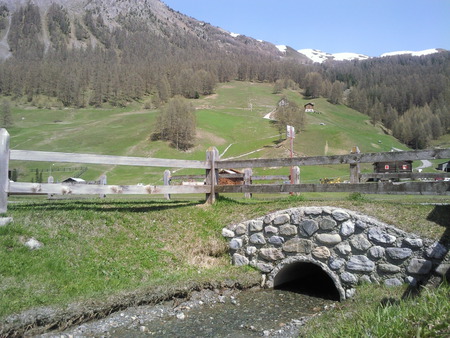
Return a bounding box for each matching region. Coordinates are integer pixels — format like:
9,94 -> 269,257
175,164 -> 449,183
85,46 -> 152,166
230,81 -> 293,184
300,282 -> 450,337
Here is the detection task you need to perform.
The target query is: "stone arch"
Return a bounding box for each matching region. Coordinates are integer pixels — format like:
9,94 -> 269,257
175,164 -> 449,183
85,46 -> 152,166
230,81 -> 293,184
267,256 -> 345,301
222,207 -> 449,300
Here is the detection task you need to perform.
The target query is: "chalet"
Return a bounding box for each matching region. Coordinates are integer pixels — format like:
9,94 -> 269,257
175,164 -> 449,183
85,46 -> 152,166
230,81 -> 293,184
437,161 -> 450,172
373,161 -> 413,174
62,177 -> 86,184
304,102 -> 315,112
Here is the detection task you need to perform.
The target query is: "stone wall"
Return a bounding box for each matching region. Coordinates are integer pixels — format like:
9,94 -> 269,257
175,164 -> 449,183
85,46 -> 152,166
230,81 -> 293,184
222,207 -> 449,300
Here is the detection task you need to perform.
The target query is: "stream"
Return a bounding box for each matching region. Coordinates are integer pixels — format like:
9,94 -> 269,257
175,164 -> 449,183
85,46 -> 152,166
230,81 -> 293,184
46,287 -> 336,337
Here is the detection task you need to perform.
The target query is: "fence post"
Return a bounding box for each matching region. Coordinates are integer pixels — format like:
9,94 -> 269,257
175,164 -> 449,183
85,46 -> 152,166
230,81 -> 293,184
244,168 -> 252,199
205,147 -> 219,204
0,129 -> 10,213
47,175 -> 54,199
350,146 -> 361,184
163,170 -> 171,200
99,174 -> 107,198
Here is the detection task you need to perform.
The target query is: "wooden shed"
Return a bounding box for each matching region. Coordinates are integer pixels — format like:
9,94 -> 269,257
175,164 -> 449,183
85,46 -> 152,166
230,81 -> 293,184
373,161 -> 413,174
218,169 -> 244,185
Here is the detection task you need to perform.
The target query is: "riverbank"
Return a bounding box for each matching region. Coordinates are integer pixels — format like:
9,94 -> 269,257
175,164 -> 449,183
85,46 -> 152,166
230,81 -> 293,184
0,195 -> 449,335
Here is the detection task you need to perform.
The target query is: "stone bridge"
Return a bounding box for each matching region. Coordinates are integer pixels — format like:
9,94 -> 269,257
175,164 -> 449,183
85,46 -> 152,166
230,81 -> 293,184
222,207 -> 449,300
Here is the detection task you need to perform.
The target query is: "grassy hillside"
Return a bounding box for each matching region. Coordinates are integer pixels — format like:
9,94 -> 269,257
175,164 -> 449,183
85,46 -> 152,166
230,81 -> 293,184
3,81 -> 435,185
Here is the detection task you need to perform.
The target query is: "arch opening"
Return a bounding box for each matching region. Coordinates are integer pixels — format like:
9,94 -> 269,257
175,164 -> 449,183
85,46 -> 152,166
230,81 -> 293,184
273,262 -> 341,301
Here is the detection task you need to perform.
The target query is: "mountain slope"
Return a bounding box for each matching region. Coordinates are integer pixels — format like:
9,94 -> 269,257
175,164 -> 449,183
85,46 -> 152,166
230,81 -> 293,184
8,81 -> 410,185
0,0 -> 285,60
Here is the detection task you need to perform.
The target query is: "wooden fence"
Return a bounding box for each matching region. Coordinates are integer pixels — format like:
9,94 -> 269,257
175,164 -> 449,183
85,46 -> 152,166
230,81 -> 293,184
1,128 -> 450,213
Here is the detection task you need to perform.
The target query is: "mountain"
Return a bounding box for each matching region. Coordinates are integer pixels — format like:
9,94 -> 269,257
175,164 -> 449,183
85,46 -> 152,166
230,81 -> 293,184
0,0 -> 289,61
297,48 -> 444,64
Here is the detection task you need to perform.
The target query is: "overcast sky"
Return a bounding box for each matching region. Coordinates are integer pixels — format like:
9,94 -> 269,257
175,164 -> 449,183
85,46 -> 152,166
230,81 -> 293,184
162,0 -> 450,57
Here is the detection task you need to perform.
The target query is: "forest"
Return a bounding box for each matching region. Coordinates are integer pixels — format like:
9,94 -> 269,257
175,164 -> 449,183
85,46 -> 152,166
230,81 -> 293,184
0,2 -> 449,149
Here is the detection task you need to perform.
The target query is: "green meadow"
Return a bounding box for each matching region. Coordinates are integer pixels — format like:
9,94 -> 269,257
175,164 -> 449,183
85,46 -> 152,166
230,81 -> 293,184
6,81 -> 414,186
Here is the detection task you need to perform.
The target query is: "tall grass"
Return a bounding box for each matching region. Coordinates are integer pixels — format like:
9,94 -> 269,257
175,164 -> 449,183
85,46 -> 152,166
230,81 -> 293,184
300,282 -> 450,337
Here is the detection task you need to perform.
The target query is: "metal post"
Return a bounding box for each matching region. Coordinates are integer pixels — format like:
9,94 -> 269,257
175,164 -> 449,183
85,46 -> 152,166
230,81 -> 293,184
0,129 -> 10,213
163,170 -> 171,200
205,147 -> 219,204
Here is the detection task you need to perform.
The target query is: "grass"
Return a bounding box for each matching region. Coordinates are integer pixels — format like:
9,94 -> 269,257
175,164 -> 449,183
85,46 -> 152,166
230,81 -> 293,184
299,282 -> 450,337
1,194 -> 449,320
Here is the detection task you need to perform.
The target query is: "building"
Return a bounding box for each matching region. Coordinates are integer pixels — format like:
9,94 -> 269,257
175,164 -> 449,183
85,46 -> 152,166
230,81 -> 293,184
437,161 -> 450,172
304,102 -> 315,112
373,161 -> 413,174
218,169 -> 244,185
62,177 -> 86,184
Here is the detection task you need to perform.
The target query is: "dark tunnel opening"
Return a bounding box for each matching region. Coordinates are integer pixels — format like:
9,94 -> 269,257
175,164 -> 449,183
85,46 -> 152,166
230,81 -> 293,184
273,262 -> 341,301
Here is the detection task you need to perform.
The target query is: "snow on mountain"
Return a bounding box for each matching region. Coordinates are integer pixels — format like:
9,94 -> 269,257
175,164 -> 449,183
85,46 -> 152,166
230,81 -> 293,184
297,49 -> 332,63
298,48 -> 442,63
276,45 -> 288,53
298,49 -> 369,63
332,52 -> 370,61
380,49 -> 440,57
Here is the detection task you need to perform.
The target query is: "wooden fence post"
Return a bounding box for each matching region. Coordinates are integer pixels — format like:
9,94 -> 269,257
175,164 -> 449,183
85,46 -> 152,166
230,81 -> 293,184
163,170 -> 171,200
99,174 -> 107,198
350,146 -> 361,184
47,175 -> 54,199
0,129 -> 10,213
244,168 -> 253,199
205,147 -> 219,204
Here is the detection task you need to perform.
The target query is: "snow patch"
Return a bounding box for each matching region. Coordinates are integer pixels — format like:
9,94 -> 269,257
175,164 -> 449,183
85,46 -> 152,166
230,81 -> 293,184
230,32 -> 240,38
276,45 -> 287,53
381,49 -> 439,57
298,49 -> 369,63
332,52 -> 370,61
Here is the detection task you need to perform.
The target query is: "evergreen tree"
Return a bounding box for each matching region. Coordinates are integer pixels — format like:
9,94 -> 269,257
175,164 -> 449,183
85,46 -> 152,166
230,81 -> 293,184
0,99 -> 13,127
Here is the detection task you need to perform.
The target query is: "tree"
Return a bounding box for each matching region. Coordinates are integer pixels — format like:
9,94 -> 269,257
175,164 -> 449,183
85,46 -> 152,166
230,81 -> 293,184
304,72 -> 323,98
274,98 -> 305,138
0,99 -> 13,127
328,81 -> 345,104
152,96 -> 196,150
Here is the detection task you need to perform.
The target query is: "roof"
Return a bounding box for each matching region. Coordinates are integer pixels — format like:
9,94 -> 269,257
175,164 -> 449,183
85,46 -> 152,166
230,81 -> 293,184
62,177 -> 86,183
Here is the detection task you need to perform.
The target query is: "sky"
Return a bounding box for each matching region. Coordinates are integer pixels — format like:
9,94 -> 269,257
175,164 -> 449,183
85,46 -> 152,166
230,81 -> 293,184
162,0 -> 450,57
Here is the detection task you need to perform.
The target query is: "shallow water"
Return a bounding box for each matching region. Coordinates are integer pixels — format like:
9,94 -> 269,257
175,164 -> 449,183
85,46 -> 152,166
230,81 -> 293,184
110,288 -> 335,337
